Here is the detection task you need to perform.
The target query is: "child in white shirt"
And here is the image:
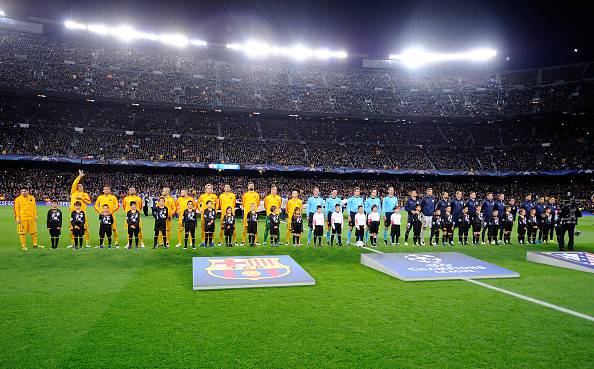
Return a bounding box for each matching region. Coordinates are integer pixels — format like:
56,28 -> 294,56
330,204 -> 344,246
354,205 -> 367,244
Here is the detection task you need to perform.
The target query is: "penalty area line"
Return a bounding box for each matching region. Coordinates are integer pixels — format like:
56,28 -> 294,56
360,247 -> 594,322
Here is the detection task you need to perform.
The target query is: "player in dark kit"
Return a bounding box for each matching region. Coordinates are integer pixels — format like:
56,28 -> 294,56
526,208 -> 538,244
291,207 -> 303,246
430,208 -> 442,246
441,206 -> 454,246
488,210 -> 500,245
153,197 -> 169,248
457,206 -> 471,245
269,206 -> 281,246
222,206 -> 235,247
70,201 -> 86,250
46,199 -> 63,249
247,203 -> 258,247
98,204 -> 114,248
404,190 -> 421,245
183,201 -> 198,249
517,209 -> 527,244
502,206 -> 514,244
126,201 -> 141,249
472,204 -> 484,245
203,200 -> 216,247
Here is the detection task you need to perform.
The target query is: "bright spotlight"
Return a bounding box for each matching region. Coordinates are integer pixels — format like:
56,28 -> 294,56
88,24 -> 110,35
159,33 -> 189,48
0,10 -> 6,17
227,41 -> 347,61
190,39 -> 207,47
110,25 -> 139,42
389,47 -> 497,68
64,20 -> 87,30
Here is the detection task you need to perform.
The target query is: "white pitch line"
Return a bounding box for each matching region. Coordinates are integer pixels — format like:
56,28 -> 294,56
463,278 -> 594,322
361,247 -> 594,323
361,246 -> 384,253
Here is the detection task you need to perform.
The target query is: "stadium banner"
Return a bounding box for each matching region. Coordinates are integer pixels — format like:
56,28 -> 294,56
361,252 -> 520,281
192,255 -> 315,290
526,251 -> 594,273
1,155 -> 592,177
0,201 -> 70,207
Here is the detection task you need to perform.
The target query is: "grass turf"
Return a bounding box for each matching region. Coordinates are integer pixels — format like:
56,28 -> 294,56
1,206 -> 593,369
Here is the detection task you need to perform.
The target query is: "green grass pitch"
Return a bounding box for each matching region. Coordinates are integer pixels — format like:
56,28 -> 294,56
1,206 -> 593,369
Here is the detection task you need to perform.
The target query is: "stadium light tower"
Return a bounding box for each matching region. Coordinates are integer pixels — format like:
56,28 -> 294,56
389,47 -> 497,68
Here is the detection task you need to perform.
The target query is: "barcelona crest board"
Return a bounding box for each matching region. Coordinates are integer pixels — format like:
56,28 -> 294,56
192,255 -> 316,290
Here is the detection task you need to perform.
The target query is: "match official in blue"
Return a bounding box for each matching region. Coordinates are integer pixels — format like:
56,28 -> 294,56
346,187 -> 363,245
306,187 -> 325,245
381,186 -> 398,244
325,189 -> 342,243
420,187 -> 435,245
364,189 -> 381,243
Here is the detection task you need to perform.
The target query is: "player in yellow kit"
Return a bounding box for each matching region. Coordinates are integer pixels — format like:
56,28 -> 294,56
69,170 -> 92,248
285,190 -> 303,245
161,187 -> 176,246
218,184 -> 237,246
175,189 -> 196,248
122,186 -> 145,248
197,184 -> 219,246
241,182 -> 260,246
263,185 -> 282,245
94,185 -> 120,247
14,187 -> 40,250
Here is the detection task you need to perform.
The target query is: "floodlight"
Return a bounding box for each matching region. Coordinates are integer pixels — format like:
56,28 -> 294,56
390,47 -> 497,68
88,24 -> 110,35
0,10 -> 6,16
227,41 -> 347,61
190,39 -> 207,47
159,33 -> 189,47
64,20 -> 87,30
110,25 -> 139,42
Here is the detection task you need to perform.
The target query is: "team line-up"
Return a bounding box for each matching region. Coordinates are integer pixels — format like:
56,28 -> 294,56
13,171 -> 581,251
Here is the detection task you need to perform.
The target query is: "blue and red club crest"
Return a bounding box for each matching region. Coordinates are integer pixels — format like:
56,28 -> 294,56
205,257 -> 291,281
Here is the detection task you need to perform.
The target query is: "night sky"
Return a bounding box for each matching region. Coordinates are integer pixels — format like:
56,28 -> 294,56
2,0 -> 591,68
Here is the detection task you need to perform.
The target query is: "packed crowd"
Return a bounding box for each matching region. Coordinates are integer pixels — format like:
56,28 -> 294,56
1,96 -> 591,171
1,31 -> 594,117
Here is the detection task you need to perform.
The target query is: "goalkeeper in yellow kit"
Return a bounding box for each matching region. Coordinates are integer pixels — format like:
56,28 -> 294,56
122,186 -> 145,248
241,182 -> 260,246
197,184 -> 218,246
69,170 -> 92,248
14,187 -> 41,250
218,184 -> 237,246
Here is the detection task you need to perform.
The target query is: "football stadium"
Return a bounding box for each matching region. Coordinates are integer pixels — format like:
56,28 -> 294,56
1,1 -> 593,368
